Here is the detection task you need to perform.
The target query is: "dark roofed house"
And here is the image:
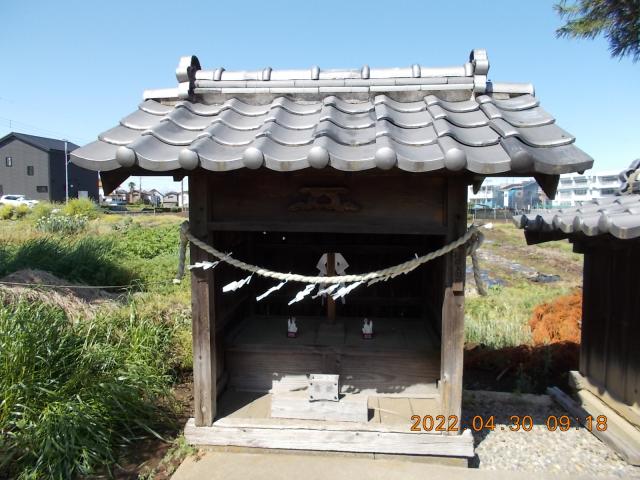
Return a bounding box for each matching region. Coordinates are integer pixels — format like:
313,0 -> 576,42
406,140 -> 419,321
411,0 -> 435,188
0,132 -> 98,201
515,163 -> 640,464
71,50 -> 592,460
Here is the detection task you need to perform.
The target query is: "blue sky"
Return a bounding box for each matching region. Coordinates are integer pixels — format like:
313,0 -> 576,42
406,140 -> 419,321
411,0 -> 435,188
1,0 -> 638,192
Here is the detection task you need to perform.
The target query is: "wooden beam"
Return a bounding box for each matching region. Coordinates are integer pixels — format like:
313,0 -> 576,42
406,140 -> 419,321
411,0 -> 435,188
548,387 -> 640,465
189,175 -> 217,426
207,220 -> 449,235
440,179 -> 467,432
569,371 -> 640,429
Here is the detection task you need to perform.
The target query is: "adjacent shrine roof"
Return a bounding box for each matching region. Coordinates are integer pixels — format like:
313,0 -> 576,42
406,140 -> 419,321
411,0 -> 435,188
71,50 -> 592,192
514,195 -> 640,241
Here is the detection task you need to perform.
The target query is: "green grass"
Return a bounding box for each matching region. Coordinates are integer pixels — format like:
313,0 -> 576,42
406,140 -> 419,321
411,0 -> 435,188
465,283 -> 571,349
0,237 -> 137,287
0,297 -> 179,479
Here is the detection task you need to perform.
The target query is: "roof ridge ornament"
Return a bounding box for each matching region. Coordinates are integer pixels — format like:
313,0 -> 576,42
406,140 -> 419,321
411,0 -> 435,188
175,55 -> 201,100
470,49 -> 489,95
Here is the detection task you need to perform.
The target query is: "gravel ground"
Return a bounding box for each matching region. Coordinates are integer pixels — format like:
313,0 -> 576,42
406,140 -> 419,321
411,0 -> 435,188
462,390 -> 640,478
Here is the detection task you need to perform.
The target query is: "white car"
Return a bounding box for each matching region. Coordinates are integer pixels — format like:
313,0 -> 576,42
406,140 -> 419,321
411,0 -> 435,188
0,195 -> 39,208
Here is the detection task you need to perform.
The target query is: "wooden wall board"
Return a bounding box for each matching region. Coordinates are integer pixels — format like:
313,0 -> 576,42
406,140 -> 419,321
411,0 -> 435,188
228,316 -> 440,352
580,245 -> 640,409
207,170 -> 447,235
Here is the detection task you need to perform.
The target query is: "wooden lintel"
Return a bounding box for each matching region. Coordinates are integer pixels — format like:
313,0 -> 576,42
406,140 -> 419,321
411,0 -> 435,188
207,221 -> 449,236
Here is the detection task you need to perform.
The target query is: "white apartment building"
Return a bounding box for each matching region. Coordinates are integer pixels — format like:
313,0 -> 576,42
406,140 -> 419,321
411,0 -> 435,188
553,171 -> 620,207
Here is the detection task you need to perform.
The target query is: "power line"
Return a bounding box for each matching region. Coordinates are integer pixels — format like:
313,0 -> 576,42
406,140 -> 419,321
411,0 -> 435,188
0,116 -> 93,144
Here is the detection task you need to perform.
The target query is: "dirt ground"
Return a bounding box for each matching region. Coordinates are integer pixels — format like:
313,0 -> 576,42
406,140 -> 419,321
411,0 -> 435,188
0,269 -> 120,320
529,291 -> 582,345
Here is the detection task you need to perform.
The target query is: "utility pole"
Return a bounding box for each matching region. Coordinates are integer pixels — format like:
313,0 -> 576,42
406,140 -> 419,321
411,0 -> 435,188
64,139 -> 69,203
181,178 -> 184,213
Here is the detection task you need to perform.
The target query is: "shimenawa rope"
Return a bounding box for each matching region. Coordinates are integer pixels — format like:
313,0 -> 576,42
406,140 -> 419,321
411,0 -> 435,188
175,221 -> 487,295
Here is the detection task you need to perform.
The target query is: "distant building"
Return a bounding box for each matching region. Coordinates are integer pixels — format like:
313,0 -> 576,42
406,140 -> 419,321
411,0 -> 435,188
162,190 -> 189,208
163,191 -> 180,207
0,132 -> 98,201
469,170 -> 622,211
553,171 -> 620,207
147,189 -> 164,206
468,182 -> 503,208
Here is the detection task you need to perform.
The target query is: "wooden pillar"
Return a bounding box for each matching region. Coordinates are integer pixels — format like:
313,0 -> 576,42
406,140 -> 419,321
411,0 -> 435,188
440,178 -> 467,429
189,174 -> 217,426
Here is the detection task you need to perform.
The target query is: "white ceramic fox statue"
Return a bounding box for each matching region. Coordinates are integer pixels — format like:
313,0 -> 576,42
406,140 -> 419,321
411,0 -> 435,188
287,316 -> 298,338
362,318 -> 373,339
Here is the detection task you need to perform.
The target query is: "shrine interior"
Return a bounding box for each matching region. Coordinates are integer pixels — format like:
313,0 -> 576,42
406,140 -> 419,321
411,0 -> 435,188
212,229 -> 447,399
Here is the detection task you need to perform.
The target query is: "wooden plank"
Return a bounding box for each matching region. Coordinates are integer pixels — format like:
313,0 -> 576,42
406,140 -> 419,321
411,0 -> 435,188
548,387 -> 640,465
184,418 -> 475,457
189,174 -> 217,426
271,392 -> 368,422
569,371 -> 640,430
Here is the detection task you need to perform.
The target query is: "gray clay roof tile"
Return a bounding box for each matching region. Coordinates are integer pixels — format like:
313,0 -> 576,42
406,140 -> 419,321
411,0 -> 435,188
70,51 -> 592,178
514,195 -> 640,240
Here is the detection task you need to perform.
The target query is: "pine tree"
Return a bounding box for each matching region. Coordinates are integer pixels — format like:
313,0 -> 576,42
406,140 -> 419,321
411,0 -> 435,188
555,0 -> 640,61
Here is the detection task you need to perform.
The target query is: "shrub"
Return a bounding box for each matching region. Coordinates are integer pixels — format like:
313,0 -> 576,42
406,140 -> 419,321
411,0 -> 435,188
0,297 -> 176,479
117,224 -> 180,259
30,201 -> 57,221
36,213 -> 88,234
0,204 -> 14,220
13,204 -> 30,219
63,198 -> 100,220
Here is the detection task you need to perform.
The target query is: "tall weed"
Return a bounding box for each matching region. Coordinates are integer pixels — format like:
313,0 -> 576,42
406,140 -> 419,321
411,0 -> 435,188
465,283 -> 570,349
0,297 -> 176,479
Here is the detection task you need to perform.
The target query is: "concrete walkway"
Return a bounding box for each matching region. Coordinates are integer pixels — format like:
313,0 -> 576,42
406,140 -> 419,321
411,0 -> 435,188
171,448 -> 598,480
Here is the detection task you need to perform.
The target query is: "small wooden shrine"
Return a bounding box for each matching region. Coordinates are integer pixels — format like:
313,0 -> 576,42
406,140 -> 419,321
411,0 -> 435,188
71,50 -> 592,459
515,167 -> 640,464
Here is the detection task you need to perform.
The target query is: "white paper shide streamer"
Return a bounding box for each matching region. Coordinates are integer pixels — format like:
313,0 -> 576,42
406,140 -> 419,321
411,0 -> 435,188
256,281 -> 287,302
222,274 -> 253,293
288,284 -> 316,305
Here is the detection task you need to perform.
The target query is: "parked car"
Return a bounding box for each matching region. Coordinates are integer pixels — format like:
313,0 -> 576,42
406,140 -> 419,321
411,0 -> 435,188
0,195 -> 39,208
